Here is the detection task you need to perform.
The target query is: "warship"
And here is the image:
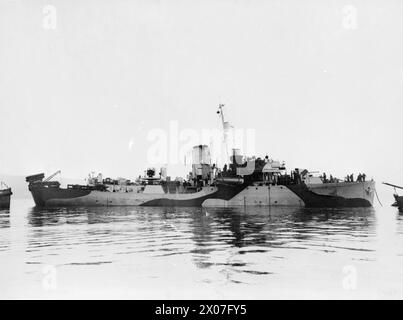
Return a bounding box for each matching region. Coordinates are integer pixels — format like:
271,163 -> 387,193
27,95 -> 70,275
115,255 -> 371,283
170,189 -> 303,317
0,182 -> 12,209
26,106 -> 375,208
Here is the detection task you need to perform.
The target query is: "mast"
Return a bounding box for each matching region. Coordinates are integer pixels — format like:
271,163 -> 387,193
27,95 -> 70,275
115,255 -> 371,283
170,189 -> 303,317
217,103 -> 226,129
217,103 -> 231,166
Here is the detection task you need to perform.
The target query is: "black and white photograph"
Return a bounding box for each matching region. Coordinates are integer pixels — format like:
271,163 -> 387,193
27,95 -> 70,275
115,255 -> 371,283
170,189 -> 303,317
1,0 -> 403,302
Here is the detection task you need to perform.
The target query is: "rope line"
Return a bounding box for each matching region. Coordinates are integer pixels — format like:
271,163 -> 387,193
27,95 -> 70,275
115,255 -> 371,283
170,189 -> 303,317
374,188 -> 383,207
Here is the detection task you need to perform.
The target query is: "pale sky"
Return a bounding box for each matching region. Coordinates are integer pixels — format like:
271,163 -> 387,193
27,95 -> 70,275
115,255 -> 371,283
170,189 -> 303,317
0,0 -> 402,185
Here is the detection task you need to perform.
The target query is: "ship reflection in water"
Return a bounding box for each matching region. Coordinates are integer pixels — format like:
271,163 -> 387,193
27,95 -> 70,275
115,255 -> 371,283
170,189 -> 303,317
1,199 -> 403,299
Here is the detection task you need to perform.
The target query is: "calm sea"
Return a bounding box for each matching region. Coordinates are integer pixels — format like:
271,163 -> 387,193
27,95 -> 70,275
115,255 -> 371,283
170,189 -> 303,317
1,197 -> 403,299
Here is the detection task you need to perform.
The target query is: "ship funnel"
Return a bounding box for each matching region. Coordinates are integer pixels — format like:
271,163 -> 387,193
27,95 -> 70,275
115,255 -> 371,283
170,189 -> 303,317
160,167 -> 167,180
230,148 -> 243,165
192,145 -> 211,165
192,145 -> 212,181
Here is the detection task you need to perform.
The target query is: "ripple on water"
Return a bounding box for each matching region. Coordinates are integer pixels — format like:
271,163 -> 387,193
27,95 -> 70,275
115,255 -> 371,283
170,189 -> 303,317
3,200 -> 403,298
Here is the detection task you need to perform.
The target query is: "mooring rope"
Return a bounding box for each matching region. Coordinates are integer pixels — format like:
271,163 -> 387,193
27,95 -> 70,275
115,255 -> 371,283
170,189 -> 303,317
374,188 -> 383,207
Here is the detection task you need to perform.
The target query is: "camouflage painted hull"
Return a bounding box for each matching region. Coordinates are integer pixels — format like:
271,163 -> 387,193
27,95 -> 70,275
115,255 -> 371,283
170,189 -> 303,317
0,188 -> 12,209
28,181 -> 375,208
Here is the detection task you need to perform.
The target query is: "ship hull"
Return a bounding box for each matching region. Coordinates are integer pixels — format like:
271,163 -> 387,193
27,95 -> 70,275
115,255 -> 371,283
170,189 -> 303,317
0,188 -> 12,209
28,181 -> 375,208
203,181 -> 375,208
29,184 -> 221,207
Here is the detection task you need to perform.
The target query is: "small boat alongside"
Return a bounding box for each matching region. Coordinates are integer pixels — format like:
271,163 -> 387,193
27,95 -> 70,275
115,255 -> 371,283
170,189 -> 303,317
382,182 -> 403,211
0,182 -> 12,209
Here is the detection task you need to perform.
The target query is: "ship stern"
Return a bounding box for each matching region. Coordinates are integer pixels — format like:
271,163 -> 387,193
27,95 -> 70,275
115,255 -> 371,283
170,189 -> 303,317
0,188 -> 12,209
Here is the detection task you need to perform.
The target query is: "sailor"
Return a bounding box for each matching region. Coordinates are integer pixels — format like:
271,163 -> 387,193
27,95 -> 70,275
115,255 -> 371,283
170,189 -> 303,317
329,175 -> 334,183
362,173 -> 366,182
223,164 -> 228,173
323,173 -> 327,183
350,174 -> 354,182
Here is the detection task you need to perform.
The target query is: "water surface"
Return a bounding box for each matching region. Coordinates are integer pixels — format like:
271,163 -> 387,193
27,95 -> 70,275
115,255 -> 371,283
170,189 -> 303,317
1,198 -> 403,299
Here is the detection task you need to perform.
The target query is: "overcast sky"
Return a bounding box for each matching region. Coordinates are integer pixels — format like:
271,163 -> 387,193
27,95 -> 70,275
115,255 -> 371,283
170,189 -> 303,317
0,0 -> 402,185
